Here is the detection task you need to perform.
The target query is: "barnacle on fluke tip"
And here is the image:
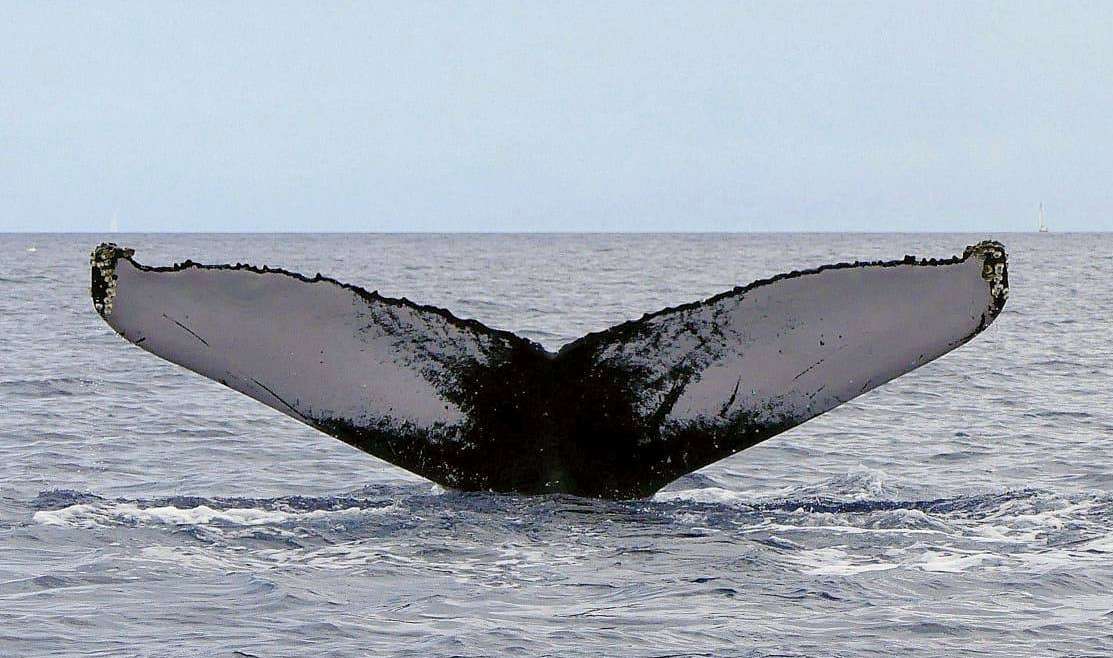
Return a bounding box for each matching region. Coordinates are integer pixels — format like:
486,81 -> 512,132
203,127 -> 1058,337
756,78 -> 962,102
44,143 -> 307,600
91,242 -> 134,318
90,241 -> 1008,499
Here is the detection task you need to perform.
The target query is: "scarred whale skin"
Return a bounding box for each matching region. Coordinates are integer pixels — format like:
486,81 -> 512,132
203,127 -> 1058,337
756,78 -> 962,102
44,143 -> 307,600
90,241 -> 1008,499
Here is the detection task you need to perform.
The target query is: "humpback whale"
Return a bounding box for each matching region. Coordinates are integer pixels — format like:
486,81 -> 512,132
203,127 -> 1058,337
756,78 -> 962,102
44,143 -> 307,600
90,241 -> 1007,499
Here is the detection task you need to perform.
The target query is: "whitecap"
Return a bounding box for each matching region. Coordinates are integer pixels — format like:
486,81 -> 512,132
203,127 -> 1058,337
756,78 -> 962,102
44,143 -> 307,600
33,501 -> 369,529
653,487 -> 748,505
797,548 -> 899,576
914,550 -> 996,573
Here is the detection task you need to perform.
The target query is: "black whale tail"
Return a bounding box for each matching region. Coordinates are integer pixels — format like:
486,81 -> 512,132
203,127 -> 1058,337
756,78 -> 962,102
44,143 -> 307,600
90,241 -> 1007,499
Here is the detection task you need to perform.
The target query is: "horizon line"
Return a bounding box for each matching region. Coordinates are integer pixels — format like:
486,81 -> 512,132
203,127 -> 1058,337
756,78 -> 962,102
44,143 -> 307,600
2,229 -> 1105,235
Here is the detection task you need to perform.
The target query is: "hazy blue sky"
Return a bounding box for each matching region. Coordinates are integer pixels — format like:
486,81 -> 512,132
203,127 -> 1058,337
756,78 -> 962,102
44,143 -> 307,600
2,1 -> 1110,232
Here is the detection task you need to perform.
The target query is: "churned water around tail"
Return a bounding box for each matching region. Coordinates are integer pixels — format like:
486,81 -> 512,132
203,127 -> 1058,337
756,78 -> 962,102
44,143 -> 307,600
1,234 -> 1110,656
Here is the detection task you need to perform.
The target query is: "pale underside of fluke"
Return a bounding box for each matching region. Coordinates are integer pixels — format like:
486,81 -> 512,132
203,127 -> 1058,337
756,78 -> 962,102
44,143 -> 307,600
90,241 -> 1008,499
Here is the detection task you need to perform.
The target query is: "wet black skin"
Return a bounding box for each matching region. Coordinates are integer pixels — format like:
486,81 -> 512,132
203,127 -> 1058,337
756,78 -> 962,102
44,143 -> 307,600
316,341 -> 790,500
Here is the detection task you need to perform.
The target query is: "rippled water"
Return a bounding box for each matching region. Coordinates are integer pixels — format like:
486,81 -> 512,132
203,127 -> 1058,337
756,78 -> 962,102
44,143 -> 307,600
1,233 -> 1110,657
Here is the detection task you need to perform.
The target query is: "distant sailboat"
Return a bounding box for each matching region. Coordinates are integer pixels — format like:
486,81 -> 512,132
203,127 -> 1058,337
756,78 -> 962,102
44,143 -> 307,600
110,211 -> 120,234
1038,203 -> 1048,233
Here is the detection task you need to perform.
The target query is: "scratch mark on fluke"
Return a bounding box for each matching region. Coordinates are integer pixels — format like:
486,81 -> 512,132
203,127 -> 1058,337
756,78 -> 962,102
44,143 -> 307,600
162,314 -> 210,347
719,376 -> 743,417
89,241 -> 1008,499
250,378 -> 310,422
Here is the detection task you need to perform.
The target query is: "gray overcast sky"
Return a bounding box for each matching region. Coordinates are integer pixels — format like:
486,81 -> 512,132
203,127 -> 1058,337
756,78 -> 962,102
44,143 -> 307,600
2,1 -> 1110,232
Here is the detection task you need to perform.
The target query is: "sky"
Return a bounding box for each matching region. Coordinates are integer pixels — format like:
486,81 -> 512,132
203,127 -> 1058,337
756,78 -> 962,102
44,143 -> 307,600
2,1 -> 1111,232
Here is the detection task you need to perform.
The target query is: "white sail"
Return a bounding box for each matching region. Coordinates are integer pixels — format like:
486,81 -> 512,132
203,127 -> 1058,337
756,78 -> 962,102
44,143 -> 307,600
1038,203 -> 1048,233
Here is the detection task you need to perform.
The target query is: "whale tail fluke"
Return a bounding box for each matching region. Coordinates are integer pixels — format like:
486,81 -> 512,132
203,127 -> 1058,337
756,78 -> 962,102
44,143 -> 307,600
91,241 -> 1007,499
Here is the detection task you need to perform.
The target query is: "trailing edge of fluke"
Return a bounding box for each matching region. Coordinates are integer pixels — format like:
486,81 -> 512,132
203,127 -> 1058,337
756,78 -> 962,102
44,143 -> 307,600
91,241 -> 1008,499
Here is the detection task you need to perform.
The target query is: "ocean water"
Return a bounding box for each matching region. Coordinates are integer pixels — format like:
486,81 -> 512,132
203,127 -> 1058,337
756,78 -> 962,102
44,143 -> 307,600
1,233 -> 1110,657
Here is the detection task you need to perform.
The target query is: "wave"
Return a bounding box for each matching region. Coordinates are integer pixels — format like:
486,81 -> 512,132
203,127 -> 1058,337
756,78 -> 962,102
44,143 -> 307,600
33,501 -> 376,529
0,377 -> 97,398
24,481 -> 1113,594
32,479 -> 1110,534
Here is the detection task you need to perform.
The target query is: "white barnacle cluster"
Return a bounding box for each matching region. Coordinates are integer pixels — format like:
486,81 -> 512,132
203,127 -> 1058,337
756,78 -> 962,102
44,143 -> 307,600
982,249 -> 1008,301
90,243 -> 132,318
968,241 -> 1009,308
989,263 -> 1008,301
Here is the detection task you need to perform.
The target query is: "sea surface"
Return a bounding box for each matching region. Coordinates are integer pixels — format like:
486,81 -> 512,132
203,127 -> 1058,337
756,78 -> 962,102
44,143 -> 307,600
1,233 -> 1110,657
